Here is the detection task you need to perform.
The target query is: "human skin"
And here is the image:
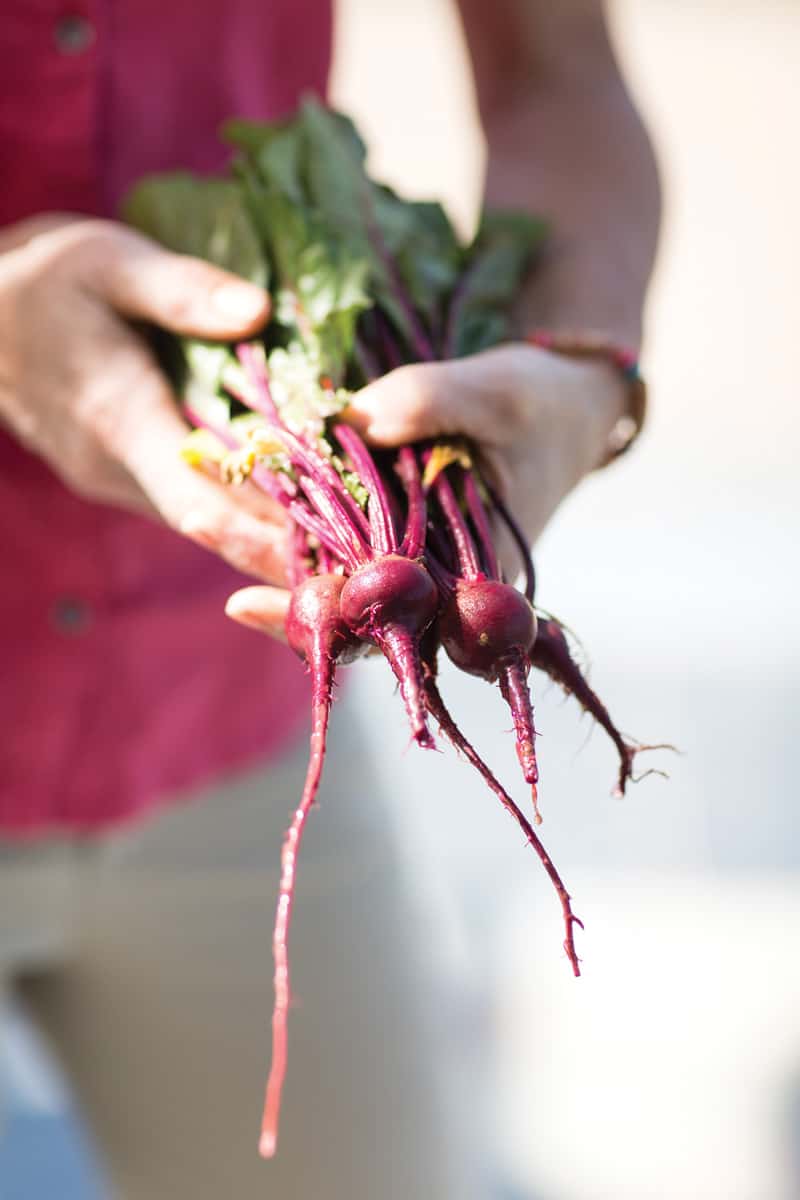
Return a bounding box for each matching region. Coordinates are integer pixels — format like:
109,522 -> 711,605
0,1 -> 659,633
227,0 -> 662,636
0,216 -> 292,582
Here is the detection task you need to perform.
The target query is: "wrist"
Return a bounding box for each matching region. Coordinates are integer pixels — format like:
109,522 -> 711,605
527,330 -> 646,468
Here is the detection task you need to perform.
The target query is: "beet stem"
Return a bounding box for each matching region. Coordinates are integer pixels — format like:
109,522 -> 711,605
423,553 -> 456,599
462,470 -> 500,580
361,194 -> 437,363
422,665 -> 581,976
260,650 -> 335,1158
221,358 -> 373,545
485,483 -> 536,603
397,447 -> 427,560
182,403 -> 360,565
289,525 -> 313,588
298,474 -> 367,571
432,469 -> 482,581
334,424 -> 398,554
275,427 -> 372,545
236,342 -> 281,421
316,542 -> 335,575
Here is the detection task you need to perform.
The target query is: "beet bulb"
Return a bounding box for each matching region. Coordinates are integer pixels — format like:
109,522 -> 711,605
340,554 -> 439,748
439,578 -> 541,818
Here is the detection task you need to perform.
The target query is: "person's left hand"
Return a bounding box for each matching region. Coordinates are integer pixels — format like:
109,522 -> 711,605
225,343 -> 626,640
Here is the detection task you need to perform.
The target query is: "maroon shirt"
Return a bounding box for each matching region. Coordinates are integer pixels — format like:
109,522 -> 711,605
0,0 -> 333,835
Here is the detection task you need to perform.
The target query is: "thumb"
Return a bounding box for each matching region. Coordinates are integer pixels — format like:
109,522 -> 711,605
344,353 -> 519,448
75,223 -> 269,340
225,586 -> 291,643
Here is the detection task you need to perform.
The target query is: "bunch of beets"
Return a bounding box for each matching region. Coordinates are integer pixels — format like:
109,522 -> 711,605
125,99 -> 662,1157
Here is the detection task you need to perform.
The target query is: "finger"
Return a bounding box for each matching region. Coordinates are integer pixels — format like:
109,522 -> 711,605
106,360 -> 289,583
190,459 -> 288,525
225,586 -> 291,644
77,456 -> 160,518
343,349 -> 524,448
0,212 -> 84,255
70,223 -> 269,339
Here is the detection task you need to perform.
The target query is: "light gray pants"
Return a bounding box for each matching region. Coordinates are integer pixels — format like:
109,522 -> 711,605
0,695 -> 466,1199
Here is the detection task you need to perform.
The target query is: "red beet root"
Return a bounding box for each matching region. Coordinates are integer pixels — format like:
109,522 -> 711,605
439,578 -> 542,820
340,555 -> 439,748
260,575 -> 361,1158
531,616 -> 668,797
439,579 -> 537,679
286,573 -> 364,667
420,647 -> 582,975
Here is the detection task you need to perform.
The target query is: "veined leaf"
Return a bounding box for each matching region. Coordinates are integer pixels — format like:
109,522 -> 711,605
446,211 -> 548,358
123,173 -> 268,286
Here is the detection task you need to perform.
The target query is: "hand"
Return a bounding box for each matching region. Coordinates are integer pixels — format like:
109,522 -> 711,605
0,215 -> 288,582
225,343 -> 626,640
348,343 -> 626,549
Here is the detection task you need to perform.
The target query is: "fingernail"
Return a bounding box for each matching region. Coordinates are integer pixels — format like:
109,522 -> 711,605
224,598 -> 285,639
225,604 -> 263,630
342,400 -> 387,440
212,283 -> 267,323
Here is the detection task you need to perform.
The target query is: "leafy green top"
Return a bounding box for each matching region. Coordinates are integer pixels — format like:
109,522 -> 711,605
123,97 -> 546,434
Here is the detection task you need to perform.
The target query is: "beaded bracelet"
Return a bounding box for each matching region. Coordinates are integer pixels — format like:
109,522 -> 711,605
527,330 -> 647,468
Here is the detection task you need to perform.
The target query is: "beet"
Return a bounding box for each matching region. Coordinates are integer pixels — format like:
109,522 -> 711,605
340,555 -> 439,748
421,645 -> 581,975
438,579 -> 537,679
260,573 -> 360,1158
531,616 -> 669,797
432,466 -> 544,820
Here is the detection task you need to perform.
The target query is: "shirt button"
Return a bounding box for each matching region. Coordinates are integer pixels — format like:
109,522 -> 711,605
51,597 -> 94,636
54,14 -> 96,55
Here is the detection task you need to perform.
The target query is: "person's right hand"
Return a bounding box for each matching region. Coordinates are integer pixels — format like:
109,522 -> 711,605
0,214 -> 290,583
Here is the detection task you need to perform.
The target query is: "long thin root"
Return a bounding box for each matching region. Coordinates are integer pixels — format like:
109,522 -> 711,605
422,657 -> 581,976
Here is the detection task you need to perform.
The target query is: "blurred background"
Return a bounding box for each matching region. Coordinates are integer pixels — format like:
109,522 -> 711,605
3,1 -> 799,1196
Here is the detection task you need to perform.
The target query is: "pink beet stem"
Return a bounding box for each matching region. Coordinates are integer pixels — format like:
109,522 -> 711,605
236,342 -> 281,422
226,354 -> 372,544
431,469 -> 482,581
297,474 -> 369,571
485,482 -> 536,603
182,404 -> 338,555
260,650 -> 335,1158
334,424 -> 398,555
316,542 -> 335,575
421,662 -> 581,976
498,653 -> 542,824
462,470 -> 500,581
284,502 -> 353,564
397,447 -> 427,560
274,426 -> 372,545
289,525 -> 313,588
373,624 -> 435,749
